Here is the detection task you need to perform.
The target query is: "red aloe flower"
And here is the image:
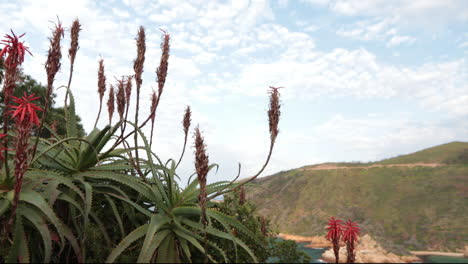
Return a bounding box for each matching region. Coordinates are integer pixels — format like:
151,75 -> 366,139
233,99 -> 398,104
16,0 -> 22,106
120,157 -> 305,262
9,92 -> 43,126
326,217 -> 344,264
7,93 -> 43,231
1,31 -> 31,180
326,217 -> 344,241
342,219 -> 360,264
342,219 -> 360,244
0,30 -> 32,69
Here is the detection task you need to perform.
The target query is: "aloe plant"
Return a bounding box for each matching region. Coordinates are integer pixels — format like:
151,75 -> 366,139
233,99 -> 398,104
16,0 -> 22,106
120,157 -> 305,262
0,17 -> 281,263
104,124 -> 262,263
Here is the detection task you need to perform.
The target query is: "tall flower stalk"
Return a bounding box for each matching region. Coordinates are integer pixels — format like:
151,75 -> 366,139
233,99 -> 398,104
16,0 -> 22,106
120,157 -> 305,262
94,59 -> 106,128
65,18 -> 81,110
103,30 -> 170,151
116,77 -> 126,121
149,91 -> 158,147
133,26 -> 145,173
43,21 -> 64,119
147,29 -> 170,147
115,76 -> 133,143
0,31 -> 31,179
207,86 -> 282,200
175,106 -> 191,166
157,30 -> 169,98
107,85 -> 115,125
194,126 -> 209,225
194,126 -> 209,262
32,21 -> 64,160
122,75 -> 132,132
326,217 -> 344,264
8,93 -> 42,227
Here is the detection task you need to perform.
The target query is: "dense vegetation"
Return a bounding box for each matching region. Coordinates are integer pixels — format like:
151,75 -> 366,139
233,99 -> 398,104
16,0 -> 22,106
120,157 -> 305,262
247,142 -> 468,253
0,62 -> 86,138
0,19 -> 312,263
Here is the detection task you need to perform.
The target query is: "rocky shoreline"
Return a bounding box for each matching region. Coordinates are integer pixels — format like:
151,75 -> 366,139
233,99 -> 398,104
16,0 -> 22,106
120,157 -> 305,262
321,234 -> 422,263
278,233 -> 422,263
278,233 -> 332,248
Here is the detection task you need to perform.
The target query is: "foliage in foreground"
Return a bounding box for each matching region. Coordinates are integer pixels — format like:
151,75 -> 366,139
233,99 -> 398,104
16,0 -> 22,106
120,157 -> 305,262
0,63 -> 86,138
205,188 -> 312,263
269,239 -> 312,263
0,18 -> 283,263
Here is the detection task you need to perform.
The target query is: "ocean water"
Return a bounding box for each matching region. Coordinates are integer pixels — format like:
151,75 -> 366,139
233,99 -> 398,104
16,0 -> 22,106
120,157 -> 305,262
292,243 -> 468,264
267,239 -> 326,263
296,243 -> 327,263
271,240 -> 468,263
423,255 -> 468,263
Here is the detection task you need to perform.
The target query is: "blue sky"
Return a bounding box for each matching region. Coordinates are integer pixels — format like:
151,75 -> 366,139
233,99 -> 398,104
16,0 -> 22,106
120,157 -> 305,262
1,0 -> 467,184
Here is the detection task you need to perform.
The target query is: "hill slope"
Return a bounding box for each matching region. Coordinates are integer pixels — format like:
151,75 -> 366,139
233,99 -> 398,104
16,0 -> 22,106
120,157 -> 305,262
247,142 -> 468,253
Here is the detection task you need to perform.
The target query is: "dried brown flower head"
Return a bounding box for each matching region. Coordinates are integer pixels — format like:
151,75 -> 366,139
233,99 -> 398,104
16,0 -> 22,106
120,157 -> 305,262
94,58 -> 107,128
150,91 -> 158,123
268,86 -> 281,144
68,18 -> 81,66
45,20 -> 64,93
183,106 -> 191,136
125,75 -> 133,106
149,90 -> 158,146
156,30 -> 170,95
239,185 -> 246,205
194,126 -> 209,184
116,77 -> 126,120
133,26 -> 145,89
194,126 -> 209,224
97,59 -> 106,101
107,85 -> 115,125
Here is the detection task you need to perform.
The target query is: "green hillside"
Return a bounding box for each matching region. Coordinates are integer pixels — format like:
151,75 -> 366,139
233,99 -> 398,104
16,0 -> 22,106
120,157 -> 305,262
247,142 -> 468,253
378,141 -> 468,165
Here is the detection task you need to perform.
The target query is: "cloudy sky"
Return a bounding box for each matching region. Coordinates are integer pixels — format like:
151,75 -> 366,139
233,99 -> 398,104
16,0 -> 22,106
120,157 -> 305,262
1,0 -> 467,184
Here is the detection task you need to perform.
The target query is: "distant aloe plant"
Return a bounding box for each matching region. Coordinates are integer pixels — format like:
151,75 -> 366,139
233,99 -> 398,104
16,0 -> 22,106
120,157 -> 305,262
326,217 -> 344,264
326,217 -> 360,264
342,220 -> 360,263
0,16 -> 282,264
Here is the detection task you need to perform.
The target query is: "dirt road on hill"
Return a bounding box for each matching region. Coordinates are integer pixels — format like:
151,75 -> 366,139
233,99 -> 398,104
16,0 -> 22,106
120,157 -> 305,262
301,163 -> 443,171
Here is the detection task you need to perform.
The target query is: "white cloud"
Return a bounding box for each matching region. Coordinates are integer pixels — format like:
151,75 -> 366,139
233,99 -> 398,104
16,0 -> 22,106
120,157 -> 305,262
1,0 -> 466,185
296,20 -> 320,32
387,35 -> 416,47
223,47 -> 467,118
336,17 -> 416,46
112,8 -> 130,18
315,114 -> 467,162
301,0 -> 330,5
459,41 -> 468,48
278,0 -> 289,8
304,0 -> 468,30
